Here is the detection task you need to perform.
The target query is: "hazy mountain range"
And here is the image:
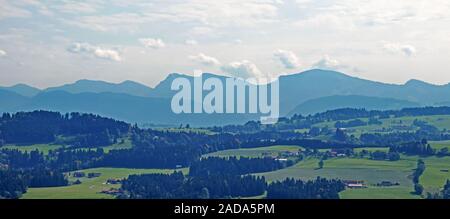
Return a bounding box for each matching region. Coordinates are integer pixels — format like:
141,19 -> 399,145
1,69 -> 450,126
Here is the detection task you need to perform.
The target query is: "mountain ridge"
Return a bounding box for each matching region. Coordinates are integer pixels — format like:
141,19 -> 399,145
288,95 -> 421,116
2,69 -> 450,126
43,79 -> 154,97
0,84 -> 41,97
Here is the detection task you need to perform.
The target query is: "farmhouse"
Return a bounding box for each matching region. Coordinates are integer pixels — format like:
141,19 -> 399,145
88,172 -> 101,178
101,188 -> 121,196
73,172 -> 86,178
106,178 -> 123,185
275,158 -> 288,162
343,180 -> 366,189
346,183 -> 366,189
329,148 -> 350,157
279,151 -> 299,157
376,181 -> 400,187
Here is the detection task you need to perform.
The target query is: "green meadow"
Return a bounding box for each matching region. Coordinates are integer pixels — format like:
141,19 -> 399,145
204,145 -> 303,158
254,155 -> 450,199
353,147 -> 390,153
312,115 -> 450,137
0,138 -> 134,155
156,127 -> 215,135
340,186 -> 420,199
429,140 -> 450,151
22,167 -> 188,199
1,144 -> 63,155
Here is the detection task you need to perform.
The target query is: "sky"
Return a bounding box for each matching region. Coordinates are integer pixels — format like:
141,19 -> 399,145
1,0 -> 450,89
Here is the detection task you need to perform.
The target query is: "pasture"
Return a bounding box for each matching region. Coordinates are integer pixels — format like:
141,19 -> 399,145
22,167 -> 188,199
429,140 -> 450,151
204,145 -> 303,158
1,143 -> 63,155
312,115 -> 450,137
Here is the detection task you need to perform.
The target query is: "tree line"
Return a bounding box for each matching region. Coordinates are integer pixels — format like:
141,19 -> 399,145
0,111 -> 130,147
119,171 -> 267,199
266,177 -> 345,199
189,156 -> 294,177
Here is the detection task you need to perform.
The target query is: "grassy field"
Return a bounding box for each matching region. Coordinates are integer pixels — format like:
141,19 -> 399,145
294,128 -> 310,133
204,139 -> 449,199
312,115 -> 450,137
254,155 -> 450,199
204,145 -> 303,158
100,138 -> 133,152
22,167 -> 188,199
430,140 -> 450,151
401,155 -> 450,193
353,147 -> 390,153
320,147 -> 390,153
256,157 -> 413,181
340,186 -> 420,199
1,144 -> 63,155
1,138 -> 133,155
156,127 -> 215,135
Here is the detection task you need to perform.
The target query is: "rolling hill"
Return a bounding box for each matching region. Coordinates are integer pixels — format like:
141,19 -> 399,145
288,95 -> 421,116
5,90 -> 256,127
277,69 -> 450,114
44,79 -> 154,97
0,84 -> 41,97
0,89 -> 30,111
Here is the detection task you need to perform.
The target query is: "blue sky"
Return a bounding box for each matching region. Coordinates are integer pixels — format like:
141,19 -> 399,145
1,0 -> 450,88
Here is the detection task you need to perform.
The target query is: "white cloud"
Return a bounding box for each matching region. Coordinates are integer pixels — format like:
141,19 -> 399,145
312,55 -> 345,70
295,0 -> 313,4
66,12 -> 152,32
92,49 -> 122,62
67,43 -> 121,62
188,26 -> 214,36
139,38 -> 165,49
0,0 -> 32,20
53,1 -> 100,14
234,39 -> 243,44
221,60 -> 263,79
383,42 -> 417,56
292,0 -> 450,30
3,0 -> 450,87
0,49 -> 6,57
185,39 -> 198,45
149,0 -> 281,28
273,49 -> 300,69
189,53 -> 220,66
63,0 -> 282,33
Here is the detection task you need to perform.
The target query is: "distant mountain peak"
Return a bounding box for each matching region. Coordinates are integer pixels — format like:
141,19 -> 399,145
74,79 -> 111,84
2,68 -> 450,126
0,83 -> 41,97
120,80 -> 139,85
288,95 -> 421,116
301,68 -> 343,75
166,72 -> 185,79
404,79 -> 434,87
10,83 -> 35,88
281,69 -> 357,81
44,79 -> 153,97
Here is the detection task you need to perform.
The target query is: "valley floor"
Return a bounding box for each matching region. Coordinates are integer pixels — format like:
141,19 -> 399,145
22,146 -> 450,199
